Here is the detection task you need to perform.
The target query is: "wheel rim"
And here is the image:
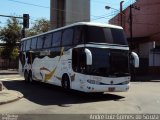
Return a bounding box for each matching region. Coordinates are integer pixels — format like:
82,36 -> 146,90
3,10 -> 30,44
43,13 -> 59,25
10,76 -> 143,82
64,80 -> 68,89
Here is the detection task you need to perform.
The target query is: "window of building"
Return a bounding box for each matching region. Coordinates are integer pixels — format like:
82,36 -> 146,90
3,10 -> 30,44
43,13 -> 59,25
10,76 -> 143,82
62,28 -> 73,46
52,31 -> 62,47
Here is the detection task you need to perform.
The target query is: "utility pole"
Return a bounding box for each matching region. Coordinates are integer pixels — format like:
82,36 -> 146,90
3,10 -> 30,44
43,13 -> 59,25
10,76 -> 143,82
22,14 -> 29,38
129,5 -> 140,49
129,5 -> 133,42
0,14 -> 29,38
120,1 -> 124,27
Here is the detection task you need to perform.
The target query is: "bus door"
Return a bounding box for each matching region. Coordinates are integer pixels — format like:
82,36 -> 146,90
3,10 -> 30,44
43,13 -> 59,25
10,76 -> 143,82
72,48 -> 88,89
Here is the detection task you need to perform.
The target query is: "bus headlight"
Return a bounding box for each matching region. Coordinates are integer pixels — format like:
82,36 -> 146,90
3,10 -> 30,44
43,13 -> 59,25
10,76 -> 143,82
120,81 -> 130,85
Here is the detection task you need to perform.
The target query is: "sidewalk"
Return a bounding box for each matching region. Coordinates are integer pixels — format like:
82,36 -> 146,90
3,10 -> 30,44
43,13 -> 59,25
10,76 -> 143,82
0,69 -> 19,75
0,90 -> 23,105
0,82 -> 23,105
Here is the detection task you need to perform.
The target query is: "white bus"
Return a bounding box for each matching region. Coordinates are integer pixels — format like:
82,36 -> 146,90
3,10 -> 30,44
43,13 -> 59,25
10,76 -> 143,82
19,22 -> 139,93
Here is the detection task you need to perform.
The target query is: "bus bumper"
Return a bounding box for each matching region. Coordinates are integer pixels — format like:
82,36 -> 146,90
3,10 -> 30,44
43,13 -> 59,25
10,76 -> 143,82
84,84 -> 130,93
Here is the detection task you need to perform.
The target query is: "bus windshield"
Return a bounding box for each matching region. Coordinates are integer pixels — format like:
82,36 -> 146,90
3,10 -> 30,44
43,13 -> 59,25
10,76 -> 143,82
85,26 -> 127,45
86,48 -> 129,77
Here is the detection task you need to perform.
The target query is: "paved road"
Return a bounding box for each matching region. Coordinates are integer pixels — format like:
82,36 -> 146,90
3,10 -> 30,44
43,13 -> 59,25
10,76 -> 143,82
0,75 -> 160,115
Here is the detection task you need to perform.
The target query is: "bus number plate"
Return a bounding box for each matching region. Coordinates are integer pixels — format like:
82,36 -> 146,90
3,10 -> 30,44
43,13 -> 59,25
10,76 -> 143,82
108,87 -> 115,92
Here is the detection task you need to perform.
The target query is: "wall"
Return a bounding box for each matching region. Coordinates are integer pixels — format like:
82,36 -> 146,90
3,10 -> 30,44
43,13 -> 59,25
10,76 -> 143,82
50,0 -> 90,29
109,0 -> 160,39
65,0 -> 90,25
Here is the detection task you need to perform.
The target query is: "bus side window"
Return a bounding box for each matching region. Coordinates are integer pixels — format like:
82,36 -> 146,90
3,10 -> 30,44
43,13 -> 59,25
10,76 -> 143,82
73,26 -> 85,45
37,36 -> 44,49
62,28 -> 73,46
52,31 -> 62,47
26,39 -> 31,51
23,41 -> 26,51
31,37 -> 37,50
21,42 -> 23,51
44,34 -> 52,48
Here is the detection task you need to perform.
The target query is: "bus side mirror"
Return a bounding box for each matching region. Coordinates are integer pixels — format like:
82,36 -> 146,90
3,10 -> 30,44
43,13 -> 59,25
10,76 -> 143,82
85,48 -> 92,65
131,52 -> 139,68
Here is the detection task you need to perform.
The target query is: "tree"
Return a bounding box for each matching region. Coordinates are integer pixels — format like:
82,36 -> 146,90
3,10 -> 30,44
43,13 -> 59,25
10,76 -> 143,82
0,17 -> 21,60
26,18 -> 50,37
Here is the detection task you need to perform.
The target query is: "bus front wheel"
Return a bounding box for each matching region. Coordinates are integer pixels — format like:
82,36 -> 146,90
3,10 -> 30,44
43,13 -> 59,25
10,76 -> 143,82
62,74 -> 70,90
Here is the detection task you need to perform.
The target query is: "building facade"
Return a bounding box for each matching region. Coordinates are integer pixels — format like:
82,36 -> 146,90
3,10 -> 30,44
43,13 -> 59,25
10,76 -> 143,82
109,0 -> 160,74
50,0 -> 90,29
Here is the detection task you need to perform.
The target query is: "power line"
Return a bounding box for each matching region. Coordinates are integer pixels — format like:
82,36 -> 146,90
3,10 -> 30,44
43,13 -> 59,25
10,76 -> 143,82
7,0 -> 49,9
6,0 -> 100,19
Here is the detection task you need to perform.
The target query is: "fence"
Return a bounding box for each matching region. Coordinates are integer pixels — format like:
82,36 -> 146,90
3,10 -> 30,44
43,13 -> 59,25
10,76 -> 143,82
0,58 -> 18,70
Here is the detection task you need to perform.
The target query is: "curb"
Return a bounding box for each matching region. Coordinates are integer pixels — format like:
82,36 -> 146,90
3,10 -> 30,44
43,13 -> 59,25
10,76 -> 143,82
0,90 -> 24,105
0,73 -> 19,75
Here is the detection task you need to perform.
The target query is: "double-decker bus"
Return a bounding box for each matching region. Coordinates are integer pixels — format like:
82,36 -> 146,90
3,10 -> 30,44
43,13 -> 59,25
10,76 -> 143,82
19,22 -> 139,92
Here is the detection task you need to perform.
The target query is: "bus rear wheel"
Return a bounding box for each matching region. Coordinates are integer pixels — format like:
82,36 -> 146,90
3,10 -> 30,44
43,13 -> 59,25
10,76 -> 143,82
62,74 -> 70,90
24,71 -> 28,82
24,70 -> 32,83
28,71 -> 33,83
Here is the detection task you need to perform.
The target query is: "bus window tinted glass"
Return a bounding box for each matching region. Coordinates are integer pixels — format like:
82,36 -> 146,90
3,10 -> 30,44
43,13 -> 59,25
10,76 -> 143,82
86,26 -> 106,43
21,42 -> 24,51
74,26 -> 84,45
23,41 -> 26,51
44,34 -> 52,48
26,39 -> 31,51
52,31 -> 62,47
86,26 -> 127,45
111,28 -> 127,45
62,28 -> 73,46
37,36 -> 44,49
31,37 -> 37,49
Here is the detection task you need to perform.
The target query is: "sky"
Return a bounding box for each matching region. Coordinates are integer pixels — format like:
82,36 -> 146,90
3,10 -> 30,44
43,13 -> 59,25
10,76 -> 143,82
0,0 -> 135,27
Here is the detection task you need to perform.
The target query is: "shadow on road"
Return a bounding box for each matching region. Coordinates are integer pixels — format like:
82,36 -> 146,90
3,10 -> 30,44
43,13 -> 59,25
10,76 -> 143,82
132,75 -> 160,82
2,80 -> 124,106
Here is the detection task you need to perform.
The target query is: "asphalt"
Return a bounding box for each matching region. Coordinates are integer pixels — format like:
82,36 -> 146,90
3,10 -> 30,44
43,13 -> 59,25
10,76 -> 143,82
0,71 -> 23,105
0,69 -> 159,106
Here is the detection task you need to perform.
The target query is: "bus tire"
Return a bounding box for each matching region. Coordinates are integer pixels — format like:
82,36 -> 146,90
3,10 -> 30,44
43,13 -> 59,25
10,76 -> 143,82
24,70 -> 28,82
62,74 -> 70,90
28,71 -> 33,83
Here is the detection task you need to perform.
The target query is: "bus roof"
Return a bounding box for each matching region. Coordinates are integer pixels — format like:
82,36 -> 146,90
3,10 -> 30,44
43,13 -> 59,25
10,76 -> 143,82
21,22 -> 123,41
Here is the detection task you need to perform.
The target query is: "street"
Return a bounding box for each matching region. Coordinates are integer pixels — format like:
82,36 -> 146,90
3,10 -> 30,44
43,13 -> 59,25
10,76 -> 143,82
0,74 -> 160,114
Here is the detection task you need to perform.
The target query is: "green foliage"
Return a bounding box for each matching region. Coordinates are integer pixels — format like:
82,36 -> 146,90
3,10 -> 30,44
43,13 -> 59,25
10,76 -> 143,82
0,17 -> 21,60
26,18 -> 50,37
10,47 -> 19,60
0,17 -> 50,60
0,17 -> 21,46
